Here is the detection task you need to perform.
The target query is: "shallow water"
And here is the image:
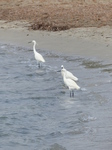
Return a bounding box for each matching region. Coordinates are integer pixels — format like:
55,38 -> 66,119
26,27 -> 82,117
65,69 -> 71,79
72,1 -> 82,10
0,43 -> 112,150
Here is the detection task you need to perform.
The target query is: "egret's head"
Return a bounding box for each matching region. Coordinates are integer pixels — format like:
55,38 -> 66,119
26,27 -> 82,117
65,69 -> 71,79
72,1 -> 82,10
57,65 -> 64,72
32,40 -> 36,44
61,65 -> 66,77
61,65 -> 64,69
61,65 -> 66,74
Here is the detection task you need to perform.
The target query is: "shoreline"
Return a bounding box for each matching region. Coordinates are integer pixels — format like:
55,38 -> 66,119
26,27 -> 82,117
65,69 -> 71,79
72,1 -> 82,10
0,21 -> 112,62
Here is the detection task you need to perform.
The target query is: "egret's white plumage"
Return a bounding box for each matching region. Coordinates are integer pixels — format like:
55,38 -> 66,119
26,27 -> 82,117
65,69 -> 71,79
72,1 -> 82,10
61,65 -> 78,81
32,40 -> 45,67
61,65 -> 80,97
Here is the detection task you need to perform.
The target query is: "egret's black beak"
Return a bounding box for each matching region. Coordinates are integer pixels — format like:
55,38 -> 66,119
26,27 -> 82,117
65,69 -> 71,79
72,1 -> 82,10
28,41 -> 31,43
57,70 -> 61,72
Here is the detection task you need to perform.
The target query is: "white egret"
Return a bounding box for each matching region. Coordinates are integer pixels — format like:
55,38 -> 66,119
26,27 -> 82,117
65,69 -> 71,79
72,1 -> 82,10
62,71 -> 80,97
32,40 -> 45,67
61,65 -> 78,81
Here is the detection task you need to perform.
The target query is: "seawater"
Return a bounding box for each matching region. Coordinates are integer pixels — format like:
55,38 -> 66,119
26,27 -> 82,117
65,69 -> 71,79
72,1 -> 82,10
0,43 -> 112,150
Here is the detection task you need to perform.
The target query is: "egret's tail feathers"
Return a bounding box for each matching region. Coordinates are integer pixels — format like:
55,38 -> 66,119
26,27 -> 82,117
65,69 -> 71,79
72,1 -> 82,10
72,76 -> 78,81
77,86 -> 80,90
42,59 -> 45,62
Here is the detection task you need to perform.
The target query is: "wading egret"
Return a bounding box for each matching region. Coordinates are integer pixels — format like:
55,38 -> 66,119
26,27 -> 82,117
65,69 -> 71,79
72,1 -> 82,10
62,71 -> 80,97
32,40 -> 45,67
61,65 -> 78,81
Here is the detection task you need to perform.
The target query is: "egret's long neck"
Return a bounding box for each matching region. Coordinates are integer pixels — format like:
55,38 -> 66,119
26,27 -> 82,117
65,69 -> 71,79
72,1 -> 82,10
33,42 -> 36,53
63,72 -> 66,80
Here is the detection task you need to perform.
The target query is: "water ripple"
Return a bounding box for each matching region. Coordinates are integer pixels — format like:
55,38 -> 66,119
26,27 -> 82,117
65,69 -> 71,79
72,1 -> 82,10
0,43 -> 112,150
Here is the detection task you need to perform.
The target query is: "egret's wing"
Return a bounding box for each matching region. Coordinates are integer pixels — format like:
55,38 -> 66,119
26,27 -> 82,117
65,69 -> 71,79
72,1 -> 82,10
35,52 -> 45,62
64,78 -> 80,90
66,70 -> 78,81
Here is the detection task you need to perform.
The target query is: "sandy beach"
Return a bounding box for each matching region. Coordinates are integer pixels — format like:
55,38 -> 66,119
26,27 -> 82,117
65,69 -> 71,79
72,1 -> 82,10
0,0 -> 112,62
0,20 -> 112,62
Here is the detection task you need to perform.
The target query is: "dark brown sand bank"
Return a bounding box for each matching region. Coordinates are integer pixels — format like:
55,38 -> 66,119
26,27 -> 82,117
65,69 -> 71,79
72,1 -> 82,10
0,0 -> 112,31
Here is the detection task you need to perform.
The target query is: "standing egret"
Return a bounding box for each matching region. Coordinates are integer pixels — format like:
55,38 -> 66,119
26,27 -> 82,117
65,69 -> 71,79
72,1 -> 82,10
61,65 -> 78,81
62,71 -> 80,97
32,40 -> 45,67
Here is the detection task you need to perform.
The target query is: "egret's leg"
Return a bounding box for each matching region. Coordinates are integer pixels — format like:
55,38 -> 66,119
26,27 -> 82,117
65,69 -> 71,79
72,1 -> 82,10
70,90 -> 72,97
36,61 -> 39,68
72,90 -> 74,97
38,62 -> 41,68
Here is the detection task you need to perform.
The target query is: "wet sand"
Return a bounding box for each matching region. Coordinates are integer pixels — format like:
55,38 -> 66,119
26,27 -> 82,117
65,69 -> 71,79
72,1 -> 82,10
0,21 -> 112,62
